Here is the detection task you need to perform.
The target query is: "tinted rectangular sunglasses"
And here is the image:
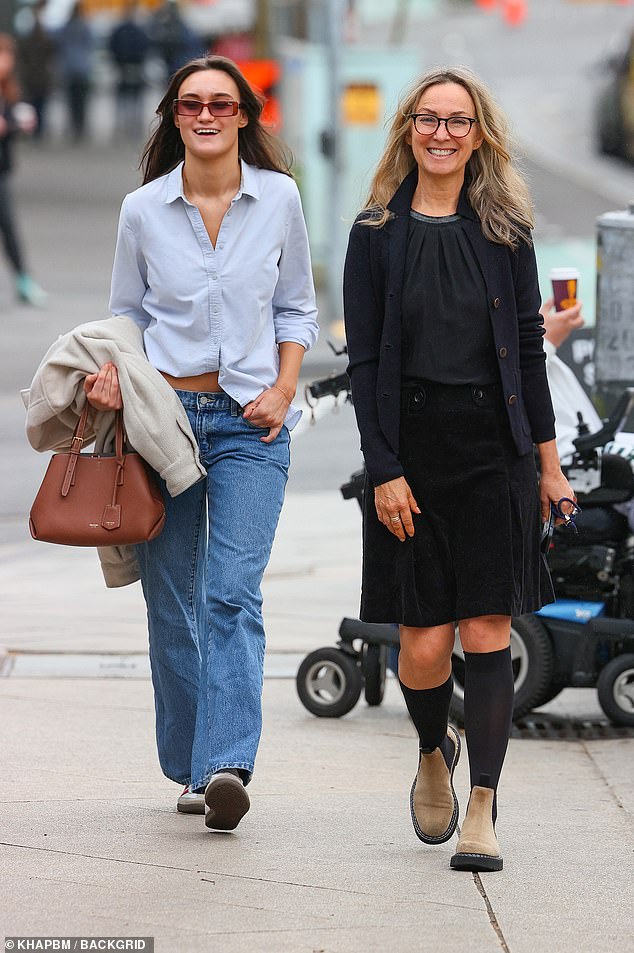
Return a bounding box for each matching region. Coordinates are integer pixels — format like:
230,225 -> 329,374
173,99 -> 242,118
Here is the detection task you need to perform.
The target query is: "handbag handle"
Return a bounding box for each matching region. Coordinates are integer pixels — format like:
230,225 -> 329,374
61,405 -> 125,498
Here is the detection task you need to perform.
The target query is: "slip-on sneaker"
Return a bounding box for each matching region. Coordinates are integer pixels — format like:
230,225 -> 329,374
410,724 -> 461,845
176,785 -> 205,815
204,771 -> 250,830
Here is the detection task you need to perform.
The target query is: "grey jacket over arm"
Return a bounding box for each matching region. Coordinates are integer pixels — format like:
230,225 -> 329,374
23,314 -> 206,587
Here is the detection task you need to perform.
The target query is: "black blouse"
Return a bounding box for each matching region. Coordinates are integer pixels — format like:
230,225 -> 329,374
401,210 -> 499,385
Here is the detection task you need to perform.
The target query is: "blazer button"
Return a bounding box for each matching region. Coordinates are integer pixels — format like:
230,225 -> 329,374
508,394 -> 518,405
382,392 -> 391,397
498,346 -> 508,358
384,343 -> 392,350
493,297 -> 501,308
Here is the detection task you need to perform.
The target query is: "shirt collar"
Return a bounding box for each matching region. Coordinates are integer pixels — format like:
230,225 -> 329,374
239,160 -> 261,200
163,159 -> 261,205
386,167 -> 478,222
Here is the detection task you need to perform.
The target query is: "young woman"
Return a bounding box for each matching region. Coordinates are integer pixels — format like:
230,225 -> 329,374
343,67 -> 574,871
0,33 -> 45,305
84,56 -> 318,830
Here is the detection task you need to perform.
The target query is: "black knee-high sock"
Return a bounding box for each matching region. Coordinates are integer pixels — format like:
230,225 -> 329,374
463,647 -> 514,820
399,675 -> 454,761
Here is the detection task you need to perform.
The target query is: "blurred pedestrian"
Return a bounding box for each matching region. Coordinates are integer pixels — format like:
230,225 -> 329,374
85,56 -> 318,829
56,2 -> 94,142
343,66 -> 574,872
108,0 -> 151,140
0,33 -> 46,306
17,0 -> 56,139
149,0 -> 202,78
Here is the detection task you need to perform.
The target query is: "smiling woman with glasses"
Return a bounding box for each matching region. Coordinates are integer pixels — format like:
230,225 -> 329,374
83,55 -> 318,833
343,66 -> 575,874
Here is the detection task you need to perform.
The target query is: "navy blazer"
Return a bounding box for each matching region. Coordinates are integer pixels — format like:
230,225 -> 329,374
343,170 -> 556,486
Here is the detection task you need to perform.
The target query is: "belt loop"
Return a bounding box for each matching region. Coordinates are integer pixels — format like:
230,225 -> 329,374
230,398 -> 239,417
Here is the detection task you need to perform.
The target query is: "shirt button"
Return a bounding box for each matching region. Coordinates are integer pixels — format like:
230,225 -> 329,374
212,273 -> 218,280
218,244 -> 224,249
493,297 -> 501,308
498,346 -> 508,358
213,308 -> 219,314
508,394 -> 518,405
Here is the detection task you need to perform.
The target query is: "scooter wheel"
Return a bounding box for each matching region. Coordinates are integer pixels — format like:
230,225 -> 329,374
364,643 -> 387,706
597,654 -> 634,727
296,647 -> 363,718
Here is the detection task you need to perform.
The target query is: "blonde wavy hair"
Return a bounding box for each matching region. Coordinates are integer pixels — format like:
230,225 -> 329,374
361,66 -> 533,248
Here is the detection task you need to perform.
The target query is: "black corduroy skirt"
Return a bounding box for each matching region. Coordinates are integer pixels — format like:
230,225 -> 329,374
360,380 -> 555,627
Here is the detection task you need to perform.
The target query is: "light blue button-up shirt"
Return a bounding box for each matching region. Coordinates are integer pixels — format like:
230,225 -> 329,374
109,160 -> 319,428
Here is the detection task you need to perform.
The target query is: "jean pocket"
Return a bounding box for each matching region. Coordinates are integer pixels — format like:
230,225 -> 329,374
243,416 -> 271,435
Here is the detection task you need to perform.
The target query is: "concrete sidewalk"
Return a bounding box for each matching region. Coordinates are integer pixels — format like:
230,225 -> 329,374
1,481 -> 633,952
1,674 -> 631,953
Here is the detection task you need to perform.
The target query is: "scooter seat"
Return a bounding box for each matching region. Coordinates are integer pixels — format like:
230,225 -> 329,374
575,453 -> 634,507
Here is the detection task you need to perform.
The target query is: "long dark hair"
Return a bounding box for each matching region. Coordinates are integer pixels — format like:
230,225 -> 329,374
140,55 -> 292,184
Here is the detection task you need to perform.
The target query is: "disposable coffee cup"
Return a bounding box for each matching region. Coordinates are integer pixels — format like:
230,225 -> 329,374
550,267 -> 580,312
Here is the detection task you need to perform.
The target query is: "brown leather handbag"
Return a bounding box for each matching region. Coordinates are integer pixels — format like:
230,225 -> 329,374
29,404 -> 166,546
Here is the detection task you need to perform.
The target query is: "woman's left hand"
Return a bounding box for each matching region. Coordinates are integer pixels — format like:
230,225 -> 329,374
243,386 -> 292,443
539,469 -> 577,524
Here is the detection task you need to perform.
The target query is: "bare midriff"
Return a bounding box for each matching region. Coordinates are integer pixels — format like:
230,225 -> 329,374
160,370 -> 222,392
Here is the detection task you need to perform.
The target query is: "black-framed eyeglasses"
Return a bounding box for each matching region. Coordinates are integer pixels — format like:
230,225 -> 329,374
409,114 -> 478,138
173,99 -> 243,118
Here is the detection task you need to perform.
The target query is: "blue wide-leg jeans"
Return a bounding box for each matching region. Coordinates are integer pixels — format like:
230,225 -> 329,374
135,391 -> 290,790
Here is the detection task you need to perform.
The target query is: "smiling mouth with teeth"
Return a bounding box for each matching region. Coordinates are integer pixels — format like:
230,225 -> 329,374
195,129 -> 220,135
428,148 -> 456,155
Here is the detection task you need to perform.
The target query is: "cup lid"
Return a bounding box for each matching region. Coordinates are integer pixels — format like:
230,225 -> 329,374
549,267 -> 580,279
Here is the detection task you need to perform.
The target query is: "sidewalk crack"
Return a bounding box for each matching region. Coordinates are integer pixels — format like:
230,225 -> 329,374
473,872 -> 511,953
0,840 -> 192,872
581,740 -> 633,822
197,869 -> 372,895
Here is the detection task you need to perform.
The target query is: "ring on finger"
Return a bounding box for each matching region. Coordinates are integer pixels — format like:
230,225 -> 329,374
389,515 -> 401,523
